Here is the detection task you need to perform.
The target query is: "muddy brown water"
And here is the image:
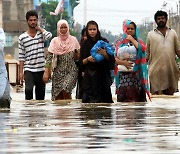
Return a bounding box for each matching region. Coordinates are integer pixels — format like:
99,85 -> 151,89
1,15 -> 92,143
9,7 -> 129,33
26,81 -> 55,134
0,83 -> 180,154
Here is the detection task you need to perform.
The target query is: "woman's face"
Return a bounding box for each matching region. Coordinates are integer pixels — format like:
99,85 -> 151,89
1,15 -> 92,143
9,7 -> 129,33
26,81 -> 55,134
126,23 -> 135,36
87,24 -> 97,38
60,23 -> 68,35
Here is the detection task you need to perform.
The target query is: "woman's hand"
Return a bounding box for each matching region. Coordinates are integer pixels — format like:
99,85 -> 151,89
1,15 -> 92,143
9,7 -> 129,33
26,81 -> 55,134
126,35 -> 138,49
115,57 -> 133,69
126,35 -> 134,42
97,48 -> 106,56
87,56 -> 96,62
123,60 -> 133,69
43,69 -> 50,83
97,48 -> 109,60
74,49 -> 80,60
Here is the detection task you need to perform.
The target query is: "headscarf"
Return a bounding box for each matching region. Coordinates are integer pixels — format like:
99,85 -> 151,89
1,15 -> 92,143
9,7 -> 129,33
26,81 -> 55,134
85,20 -> 105,43
115,19 -> 151,101
48,19 -> 80,55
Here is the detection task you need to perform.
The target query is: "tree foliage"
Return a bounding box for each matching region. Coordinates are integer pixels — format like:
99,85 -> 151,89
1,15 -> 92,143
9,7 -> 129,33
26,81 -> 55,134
41,1 -> 70,38
70,0 -> 80,9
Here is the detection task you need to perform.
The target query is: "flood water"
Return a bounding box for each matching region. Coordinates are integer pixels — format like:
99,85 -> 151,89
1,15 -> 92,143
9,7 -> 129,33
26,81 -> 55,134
0,83 -> 180,154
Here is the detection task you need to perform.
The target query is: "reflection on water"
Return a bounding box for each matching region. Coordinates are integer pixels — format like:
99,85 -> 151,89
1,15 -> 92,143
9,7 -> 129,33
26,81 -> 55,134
0,85 -> 180,153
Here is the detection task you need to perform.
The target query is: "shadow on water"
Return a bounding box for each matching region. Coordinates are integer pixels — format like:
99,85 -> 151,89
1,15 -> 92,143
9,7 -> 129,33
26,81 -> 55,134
0,88 -> 180,153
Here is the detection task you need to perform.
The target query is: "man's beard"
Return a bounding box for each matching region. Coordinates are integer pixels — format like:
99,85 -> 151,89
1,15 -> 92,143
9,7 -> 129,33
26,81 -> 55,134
28,23 -> 37,29
157,21 -> 166,28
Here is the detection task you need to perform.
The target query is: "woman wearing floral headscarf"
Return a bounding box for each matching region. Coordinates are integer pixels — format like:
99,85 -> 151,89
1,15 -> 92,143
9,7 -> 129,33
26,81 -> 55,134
43,19 -> 80,100
114,19 -> 150,102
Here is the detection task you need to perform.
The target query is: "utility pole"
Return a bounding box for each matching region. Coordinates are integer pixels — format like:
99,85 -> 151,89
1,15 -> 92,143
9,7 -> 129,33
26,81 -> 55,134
179,0 -> 180,15
0,0 -> 2,27
83,0 -> 87,26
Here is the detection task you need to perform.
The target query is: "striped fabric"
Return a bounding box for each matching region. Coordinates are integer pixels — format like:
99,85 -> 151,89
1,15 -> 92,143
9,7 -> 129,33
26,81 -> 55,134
19,31 -> 52,72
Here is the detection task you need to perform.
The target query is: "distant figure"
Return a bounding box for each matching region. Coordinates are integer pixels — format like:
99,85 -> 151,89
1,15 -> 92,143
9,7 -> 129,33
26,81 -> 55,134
18,10 -> 52,100
146,10 -> 180,95
76,27 -> 87,99
114,19 -> 150,102
43,19 -> 80,100
0,28 -> 11,107
80,20 -> 115,103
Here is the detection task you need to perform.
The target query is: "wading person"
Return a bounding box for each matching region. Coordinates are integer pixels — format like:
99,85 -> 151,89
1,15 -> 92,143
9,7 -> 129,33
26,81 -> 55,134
43,19 -> 80,100
146,10 -> 180,95
76,27 -> 87,99
114,19 -> 150,102
19,10 -> 52,100
0,28 -> 11,107
80,20 -> 115,103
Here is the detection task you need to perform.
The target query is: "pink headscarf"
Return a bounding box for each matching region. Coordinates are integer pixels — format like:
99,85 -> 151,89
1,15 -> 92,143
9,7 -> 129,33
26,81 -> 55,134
48,19 -> 80,55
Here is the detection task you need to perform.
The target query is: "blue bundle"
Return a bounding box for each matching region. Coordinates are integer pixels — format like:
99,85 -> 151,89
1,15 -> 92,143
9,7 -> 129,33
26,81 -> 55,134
90,40 -> 114,62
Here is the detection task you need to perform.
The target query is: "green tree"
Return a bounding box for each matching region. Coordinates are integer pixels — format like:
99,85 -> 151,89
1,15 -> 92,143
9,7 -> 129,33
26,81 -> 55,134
41,1 -> 70,38
70,0 -> 80,10
100,29 -> 118,45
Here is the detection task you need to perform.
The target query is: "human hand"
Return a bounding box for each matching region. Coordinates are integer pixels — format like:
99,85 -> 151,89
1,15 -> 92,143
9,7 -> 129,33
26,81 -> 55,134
97,47 -> 106,56
126,35 -> 134,42
19,72 -> 24,85
74,49 -> 80,60
35,26 -> 45,33
87,56 -> 96,63
123,60 -> 133,69
43,71 -> 49,83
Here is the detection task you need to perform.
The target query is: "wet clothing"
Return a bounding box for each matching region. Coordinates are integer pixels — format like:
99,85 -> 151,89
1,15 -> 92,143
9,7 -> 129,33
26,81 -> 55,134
76,62 -> 83,99
24,71 -> 45,100
46,52 -> 78,101
117,72 -> 146,102
19,30 -> 52,100
0,28 -> 11,108
114,20 -> 150,102
80,38 -> 115,103
146,28 -> 180,94
0,80 -> 11,108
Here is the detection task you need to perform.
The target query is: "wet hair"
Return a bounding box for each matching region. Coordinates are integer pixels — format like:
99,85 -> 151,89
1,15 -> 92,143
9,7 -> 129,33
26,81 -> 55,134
26,10 -> 38,21
86,20 -> 102,41
154,10 -> 168,22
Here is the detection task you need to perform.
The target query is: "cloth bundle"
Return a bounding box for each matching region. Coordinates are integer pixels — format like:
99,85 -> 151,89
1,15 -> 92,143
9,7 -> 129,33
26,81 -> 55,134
90,40 -> 114,62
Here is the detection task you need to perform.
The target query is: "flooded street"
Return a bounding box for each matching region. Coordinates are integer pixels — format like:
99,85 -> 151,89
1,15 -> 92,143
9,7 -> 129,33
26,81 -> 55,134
0,83 -> 180,154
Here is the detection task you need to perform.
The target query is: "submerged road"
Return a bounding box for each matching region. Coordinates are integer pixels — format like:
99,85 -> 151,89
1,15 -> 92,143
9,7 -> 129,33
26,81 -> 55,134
0,82 -> 179,153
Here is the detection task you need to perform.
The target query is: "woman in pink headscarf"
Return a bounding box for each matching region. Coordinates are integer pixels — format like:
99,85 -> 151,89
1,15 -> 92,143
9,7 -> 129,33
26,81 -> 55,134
43,19 -> 80,100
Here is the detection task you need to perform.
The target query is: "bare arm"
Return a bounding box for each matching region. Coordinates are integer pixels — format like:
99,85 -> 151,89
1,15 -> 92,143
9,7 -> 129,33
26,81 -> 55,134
19,61 -> 24,84
83,56 -> 96,64
126,35 -> 138,49
115,57 -> 133,69
36,26 -> 52,40
176,50 -> 180,58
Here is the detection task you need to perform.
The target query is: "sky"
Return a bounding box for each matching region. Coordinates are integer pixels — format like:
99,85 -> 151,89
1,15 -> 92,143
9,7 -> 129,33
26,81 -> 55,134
73,0 -> 178,35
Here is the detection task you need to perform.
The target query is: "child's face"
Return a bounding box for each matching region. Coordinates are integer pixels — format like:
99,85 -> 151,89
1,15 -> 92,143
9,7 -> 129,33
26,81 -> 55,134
87,24 -> 97,38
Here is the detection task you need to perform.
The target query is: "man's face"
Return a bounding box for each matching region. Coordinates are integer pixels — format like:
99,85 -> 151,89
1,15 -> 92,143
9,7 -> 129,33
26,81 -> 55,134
156,16 -> 167,28
27,16 -> 38,28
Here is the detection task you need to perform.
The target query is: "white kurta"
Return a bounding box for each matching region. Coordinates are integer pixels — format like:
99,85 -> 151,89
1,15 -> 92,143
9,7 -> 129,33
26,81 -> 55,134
146,28 -> 180,94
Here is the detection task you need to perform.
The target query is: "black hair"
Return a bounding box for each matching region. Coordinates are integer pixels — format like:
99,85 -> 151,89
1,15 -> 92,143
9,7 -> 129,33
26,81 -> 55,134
80,27 -> 86,45
81,27 -> 86,37
154,10 -> 168,22
26,10 -> 38,21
